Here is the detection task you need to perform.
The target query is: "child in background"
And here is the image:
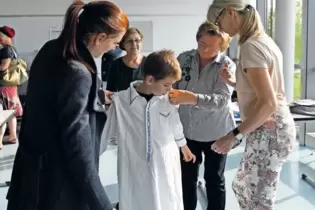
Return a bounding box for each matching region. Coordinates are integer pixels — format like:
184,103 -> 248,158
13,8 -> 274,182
100,49 -> 196,210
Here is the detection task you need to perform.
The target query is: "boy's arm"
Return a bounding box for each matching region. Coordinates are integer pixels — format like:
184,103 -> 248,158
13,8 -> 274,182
170,106 -> 187,147
170,104 -> 196,162
100,101 -> 118,155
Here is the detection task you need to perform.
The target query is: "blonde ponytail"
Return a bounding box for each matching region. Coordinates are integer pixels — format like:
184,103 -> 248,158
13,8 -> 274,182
238,5 -> 265,45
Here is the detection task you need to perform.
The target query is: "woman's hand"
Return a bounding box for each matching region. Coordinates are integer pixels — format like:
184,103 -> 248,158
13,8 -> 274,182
104,90 -> 113,104
220,63 -> 236,87
211,132 -> 236,154
168,89 -> 197,105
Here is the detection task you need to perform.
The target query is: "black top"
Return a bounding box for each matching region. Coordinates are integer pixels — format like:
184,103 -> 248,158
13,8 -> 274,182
101,48 -> 122,81
106,57 -> 145,92
6,39 -> 111,210
137,91 -> 154,101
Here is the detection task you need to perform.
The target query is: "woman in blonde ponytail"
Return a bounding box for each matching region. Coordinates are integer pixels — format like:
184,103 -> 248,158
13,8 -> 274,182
207,0 -> 296,210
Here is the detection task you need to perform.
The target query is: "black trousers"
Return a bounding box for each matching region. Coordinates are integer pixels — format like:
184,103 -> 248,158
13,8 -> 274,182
181,139 -> 227,210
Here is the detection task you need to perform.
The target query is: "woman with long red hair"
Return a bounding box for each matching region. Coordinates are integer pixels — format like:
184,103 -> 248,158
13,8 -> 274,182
6,1 -> 128,210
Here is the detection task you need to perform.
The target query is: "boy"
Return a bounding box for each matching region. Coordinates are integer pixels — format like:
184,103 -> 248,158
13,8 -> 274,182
100,49 -> 196,210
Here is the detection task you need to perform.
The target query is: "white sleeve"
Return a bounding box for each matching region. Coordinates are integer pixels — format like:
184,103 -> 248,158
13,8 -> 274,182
100,102 -> 118,155
171,105 -> 187,147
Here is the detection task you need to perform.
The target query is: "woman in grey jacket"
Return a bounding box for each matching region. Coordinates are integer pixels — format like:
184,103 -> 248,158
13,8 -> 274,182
6,1 -> 128,210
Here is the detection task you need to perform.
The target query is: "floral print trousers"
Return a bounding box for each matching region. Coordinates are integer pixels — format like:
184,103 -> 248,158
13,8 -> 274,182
232,107 -> 296,210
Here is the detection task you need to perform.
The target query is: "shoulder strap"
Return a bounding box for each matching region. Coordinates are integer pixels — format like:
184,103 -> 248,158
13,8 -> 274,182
9,46 -> 18,59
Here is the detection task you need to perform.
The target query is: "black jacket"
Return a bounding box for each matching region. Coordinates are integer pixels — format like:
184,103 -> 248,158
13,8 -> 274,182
6,39 -> 112,210
101,48 -> 122,81
106,57 -> 145,92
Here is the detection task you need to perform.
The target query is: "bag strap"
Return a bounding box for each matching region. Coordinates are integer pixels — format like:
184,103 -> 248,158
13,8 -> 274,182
11,47 -> 18,59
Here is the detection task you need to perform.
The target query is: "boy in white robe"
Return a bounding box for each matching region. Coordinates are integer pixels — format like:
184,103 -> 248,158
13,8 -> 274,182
101,49 -> 196,210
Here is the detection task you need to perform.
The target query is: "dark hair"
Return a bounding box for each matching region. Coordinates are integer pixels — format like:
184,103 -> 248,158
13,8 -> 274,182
143,49 -> 182,81
59,0 -> 129,71
119,27 -> 143,50
196,21 -> 231,52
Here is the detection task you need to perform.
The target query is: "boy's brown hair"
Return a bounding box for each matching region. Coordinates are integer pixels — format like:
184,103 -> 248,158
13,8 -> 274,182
143,49 -> 182,81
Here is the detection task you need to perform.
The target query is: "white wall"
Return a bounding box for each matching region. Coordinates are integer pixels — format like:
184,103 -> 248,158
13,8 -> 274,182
0,0 -> 209,16
0,0 -> 210,55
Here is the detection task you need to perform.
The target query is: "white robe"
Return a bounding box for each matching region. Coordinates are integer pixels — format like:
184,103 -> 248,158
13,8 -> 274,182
101,81 -> 186,210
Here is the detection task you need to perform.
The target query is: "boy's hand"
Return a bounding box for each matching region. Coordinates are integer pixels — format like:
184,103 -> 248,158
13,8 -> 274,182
181,145 -> 196,163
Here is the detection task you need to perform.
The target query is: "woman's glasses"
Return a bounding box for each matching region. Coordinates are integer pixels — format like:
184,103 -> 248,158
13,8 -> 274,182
214,8 -> 225,28
126,39 -> 142,45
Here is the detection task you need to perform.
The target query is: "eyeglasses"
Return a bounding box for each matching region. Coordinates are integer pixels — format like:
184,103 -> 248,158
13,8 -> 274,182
126,39 -> 142,45
214,8 -> 225,27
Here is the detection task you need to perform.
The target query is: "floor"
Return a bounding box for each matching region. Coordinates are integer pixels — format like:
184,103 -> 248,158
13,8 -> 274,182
1,140 -> 315,210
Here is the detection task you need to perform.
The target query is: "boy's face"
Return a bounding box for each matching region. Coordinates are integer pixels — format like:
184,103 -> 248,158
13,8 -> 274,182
144,76 -> 177,96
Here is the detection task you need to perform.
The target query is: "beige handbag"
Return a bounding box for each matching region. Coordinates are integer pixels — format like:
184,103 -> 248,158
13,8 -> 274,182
0,47 -> 28,86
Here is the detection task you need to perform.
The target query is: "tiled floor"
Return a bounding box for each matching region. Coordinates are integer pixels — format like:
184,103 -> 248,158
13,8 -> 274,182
1,141 -> 315,210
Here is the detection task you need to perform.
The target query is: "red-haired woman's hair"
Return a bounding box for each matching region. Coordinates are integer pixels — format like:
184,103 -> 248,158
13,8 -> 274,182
59,0 -> 129,70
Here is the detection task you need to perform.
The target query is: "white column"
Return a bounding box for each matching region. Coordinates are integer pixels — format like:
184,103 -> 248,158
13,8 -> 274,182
275,0 -> 296,102
256,0 -> 268,29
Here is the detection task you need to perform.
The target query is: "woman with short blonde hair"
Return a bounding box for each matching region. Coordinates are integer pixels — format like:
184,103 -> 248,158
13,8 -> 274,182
196,21 -> 232,52
168,20 -> 236,210
207,0 -> 296,210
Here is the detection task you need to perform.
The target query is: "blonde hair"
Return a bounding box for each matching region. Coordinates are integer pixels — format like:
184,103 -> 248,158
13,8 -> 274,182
196,21 -> 232,52
207,0 -> 265,45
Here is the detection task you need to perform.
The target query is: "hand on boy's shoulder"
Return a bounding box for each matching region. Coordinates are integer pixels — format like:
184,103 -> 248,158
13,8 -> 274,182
164,93 -> 179,109
168,89 -> 198,106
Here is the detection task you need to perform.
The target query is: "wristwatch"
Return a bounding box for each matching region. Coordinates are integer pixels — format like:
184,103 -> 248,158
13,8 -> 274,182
231,127 -> 244,148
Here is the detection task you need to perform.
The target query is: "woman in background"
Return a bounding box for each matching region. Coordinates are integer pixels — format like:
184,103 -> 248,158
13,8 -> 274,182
6,1 -> 128,210
207,0 -> 296,209
0,26 -> 22,148
106,27 -> 145,92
